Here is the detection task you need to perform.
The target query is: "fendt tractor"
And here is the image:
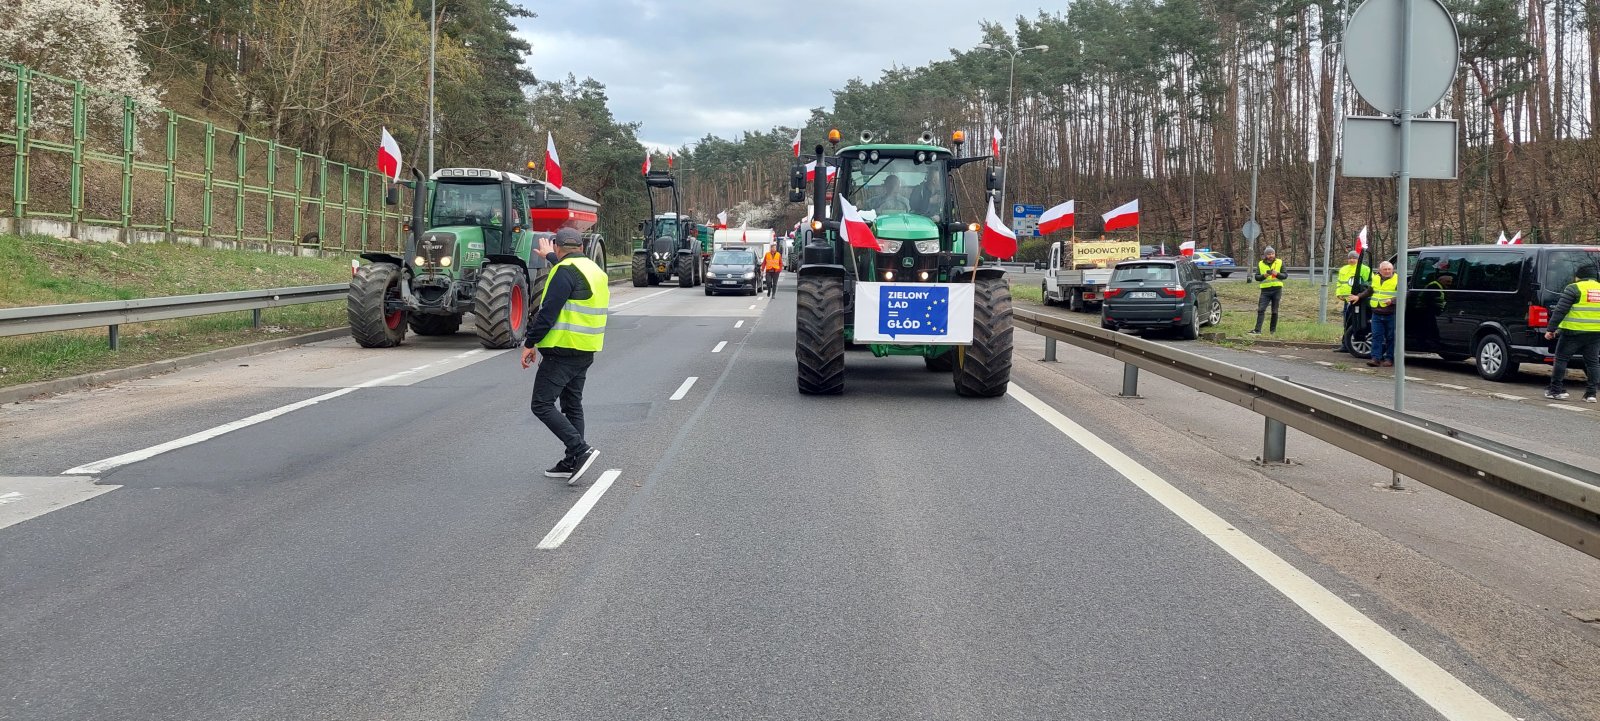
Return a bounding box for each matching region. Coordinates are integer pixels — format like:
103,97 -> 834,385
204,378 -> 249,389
350,166 -> 605,349
789,130 -> 1013,397
632,170 -> 700,288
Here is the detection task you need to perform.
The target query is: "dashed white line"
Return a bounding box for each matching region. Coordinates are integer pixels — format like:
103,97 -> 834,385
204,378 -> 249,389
0,492 -> 22,505
1548,403 -> 1589,413
734,320 -> 745,328
1435,383 -> 1468,390
712,341 -> 728,353
611,288 -> 675,310
1007,385 -> 1514,721
669,376 -> 698,400
1491,393 -> 1527,401
747,303 -> 757,310
537,469 -> 623,550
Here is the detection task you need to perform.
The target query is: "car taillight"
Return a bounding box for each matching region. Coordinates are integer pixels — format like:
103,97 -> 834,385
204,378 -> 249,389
1528,305 -> 1549,328
1103,288 -> 1123,298
1168,286 -> 1187,299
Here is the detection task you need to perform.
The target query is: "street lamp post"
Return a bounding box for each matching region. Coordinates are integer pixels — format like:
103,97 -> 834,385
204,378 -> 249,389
1317,28 -> 1350,324
428,0 -> 437,176
975,42 -> 1048,218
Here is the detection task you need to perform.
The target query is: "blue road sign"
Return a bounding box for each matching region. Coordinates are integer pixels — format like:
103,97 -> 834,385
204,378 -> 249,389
1012,203 -> 1044,237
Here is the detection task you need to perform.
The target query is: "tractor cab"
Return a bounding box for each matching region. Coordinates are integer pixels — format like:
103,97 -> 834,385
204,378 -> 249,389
418,168 -> 541,283
633,170 -> 701,287
834,143 -> 966,284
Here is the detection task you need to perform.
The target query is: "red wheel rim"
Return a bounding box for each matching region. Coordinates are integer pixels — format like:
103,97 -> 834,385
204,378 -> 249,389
385,310 -> 403,329
511,286 -> 525,332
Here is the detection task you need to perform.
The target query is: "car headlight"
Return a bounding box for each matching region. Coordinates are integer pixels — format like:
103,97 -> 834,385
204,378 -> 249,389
743,271 -> 756,279
439,256 -> 452,267
878,239 -> 903,253
413,255 -> 427,266
914,240 -> 940,254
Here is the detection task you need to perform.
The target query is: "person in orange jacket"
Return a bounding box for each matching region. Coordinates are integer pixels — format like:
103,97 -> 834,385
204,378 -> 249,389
762,246 -> 783,298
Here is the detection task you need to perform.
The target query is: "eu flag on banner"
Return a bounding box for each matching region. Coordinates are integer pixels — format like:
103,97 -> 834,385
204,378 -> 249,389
880,285 -> 949,338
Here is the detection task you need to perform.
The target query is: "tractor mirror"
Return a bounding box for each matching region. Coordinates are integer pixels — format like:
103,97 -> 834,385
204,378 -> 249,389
985,168 -> 1000,192
384,185 -> 399,206
638,220 -> 647,234
790,162 -> 806,190
789,188 -> 805,203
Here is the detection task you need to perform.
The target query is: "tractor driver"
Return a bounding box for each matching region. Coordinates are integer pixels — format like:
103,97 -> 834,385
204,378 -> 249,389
870,175 -> 912,214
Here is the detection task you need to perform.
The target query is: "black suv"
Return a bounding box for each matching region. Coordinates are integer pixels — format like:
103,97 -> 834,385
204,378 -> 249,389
1100,258 -> 1221,340
1345,244 -> 1600,381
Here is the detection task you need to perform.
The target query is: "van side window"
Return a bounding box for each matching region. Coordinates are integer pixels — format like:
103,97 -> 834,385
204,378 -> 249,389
1460,252 -> 1521,292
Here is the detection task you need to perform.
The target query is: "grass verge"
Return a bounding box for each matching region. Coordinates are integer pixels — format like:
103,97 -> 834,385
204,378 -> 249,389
1210,279 -> 1344,344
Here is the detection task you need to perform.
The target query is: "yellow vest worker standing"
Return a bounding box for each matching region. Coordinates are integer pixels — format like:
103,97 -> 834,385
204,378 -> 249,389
1335,251 -> 1372,351
763,247 -> 783,299
1543,264 -> 1600,402
520,227 -> 609,484
1250,246 -> 1287,335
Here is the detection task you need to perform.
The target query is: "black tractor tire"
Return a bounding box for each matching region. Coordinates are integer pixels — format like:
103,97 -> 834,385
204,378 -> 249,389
924,352 -> 956,372
1474,333 -> 1520,382
796,275 -> 846,395
678,255 -> 696,287
587,238 -> 607,272
348,263 -> 407,348
954,277 -> 1014,397
631,254 -> 649,287
472,263 -> 531,349
409,313 -> 461,336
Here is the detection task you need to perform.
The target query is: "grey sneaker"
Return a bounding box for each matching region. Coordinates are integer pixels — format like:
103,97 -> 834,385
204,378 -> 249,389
1545,389 -> 1570,400
567,447 -> 600,486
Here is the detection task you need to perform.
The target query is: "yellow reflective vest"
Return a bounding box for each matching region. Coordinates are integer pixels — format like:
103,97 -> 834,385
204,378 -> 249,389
1258,259 -> 1284,289
536,255 -> 610,352
1369,274 -> 1398,309
1558,279 -> 1600,333
1336,263 -> 1372,297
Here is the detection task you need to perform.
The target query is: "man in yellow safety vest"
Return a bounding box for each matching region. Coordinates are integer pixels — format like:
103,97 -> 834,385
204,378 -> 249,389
520,227 -> 610,484
1356,260 -> 1399,367
1543,264 -> 1600,402
1336,251 -> 1372,352
1250,246 -> 1287,335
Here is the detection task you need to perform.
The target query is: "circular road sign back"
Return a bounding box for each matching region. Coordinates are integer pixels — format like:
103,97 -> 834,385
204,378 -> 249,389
1241,219 -> 1261,241
1344,0 -> 1459,114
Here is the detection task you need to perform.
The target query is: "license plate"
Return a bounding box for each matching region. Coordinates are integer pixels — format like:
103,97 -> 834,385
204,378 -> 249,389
721,281 -> 737,285
1129,291 -> 1157,299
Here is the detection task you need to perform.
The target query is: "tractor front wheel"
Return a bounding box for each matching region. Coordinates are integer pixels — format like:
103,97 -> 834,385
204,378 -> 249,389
631,254 -> 649,287
348,263 -> 407,348
795,275 -> 846,395
472,264 -> 530,349
954,277 -> 1014,397
677,255 -> 696,288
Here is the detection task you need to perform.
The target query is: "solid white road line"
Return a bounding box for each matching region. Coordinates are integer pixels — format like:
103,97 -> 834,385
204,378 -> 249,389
1007,385 -> 1515,721
1314,361 -> 1335,367
1435,383 -> 1468,390
611,288 -> 675,311
0,477 -> 121,530
735,320 -> 745,328
669,376 -> 698,401
62,349 -> 487,475
1548,403 -> 1588,412
712,341 -> 728,353
537,469 -> 623,549
1491,393 -> 1526,401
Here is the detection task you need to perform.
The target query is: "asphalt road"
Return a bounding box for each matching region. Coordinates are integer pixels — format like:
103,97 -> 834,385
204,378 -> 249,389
0,278 -> 1585,720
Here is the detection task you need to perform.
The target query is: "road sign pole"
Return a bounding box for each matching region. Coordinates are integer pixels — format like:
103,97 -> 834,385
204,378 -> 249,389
1392,0 -> 1415,413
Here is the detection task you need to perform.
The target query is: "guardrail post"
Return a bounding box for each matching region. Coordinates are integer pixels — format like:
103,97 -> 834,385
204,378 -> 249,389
1262,417 -> 1287,464
251,308 -> 262,328
1043,336 -> 1057,362
1119,363 -> 1139,397
108,325 -> 119,350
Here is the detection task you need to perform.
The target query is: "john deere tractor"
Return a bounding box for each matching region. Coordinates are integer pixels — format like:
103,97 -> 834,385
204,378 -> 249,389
632,170 -> 700,288
349,166 -> 604,349
789,130 -> 1013,397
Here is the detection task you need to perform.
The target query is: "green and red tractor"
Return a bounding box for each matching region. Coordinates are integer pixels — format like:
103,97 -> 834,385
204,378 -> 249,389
789,130 -> 1013,397
349,167 -> 605,349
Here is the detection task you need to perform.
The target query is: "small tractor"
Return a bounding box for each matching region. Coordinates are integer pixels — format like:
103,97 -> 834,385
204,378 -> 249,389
350,166 -> 605,349
789,130 -> 1013,397
632,170 -> 700,287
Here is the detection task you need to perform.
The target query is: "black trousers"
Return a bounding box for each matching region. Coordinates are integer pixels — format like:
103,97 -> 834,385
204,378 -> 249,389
530,352 -> 594,458
1255,286 -> 1282,332
765,271 -> 780,297
1550,331 -> 1600,396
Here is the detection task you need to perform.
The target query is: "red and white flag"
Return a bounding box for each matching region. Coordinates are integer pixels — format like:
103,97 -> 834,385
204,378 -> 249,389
803,160 -> 837,182
642,151 -> 651,176
545,132 -> 563,189
980,197 -> 1018,258
1508,231 -> 1522,245
1037,200 -> 1075,235
1356,225 -> 1368,254
1495,230 -> 1507,245
717,210 -> 728,227
838,194 -> 880,250
1179,240 -> 1196,256
667,150 -> 673,168
991,127 -> 1002,158
791,127 -> 802,157
377,127 -> 401,181
1101,199 -> 1139,232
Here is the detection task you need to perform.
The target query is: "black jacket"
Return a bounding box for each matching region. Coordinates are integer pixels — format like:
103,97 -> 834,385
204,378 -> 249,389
523,252 -> 595,353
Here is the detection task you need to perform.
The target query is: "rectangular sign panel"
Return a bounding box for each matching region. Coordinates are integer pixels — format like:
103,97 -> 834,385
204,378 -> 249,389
1341,116 -> 1458,180
1069,240 -> 1142,268
1012,203 -> 1044,238
853,282 -> 975,344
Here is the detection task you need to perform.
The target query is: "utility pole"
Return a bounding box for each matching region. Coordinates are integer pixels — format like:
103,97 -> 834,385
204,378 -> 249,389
428,0 -> 437,176
1317,24 -> 1350,324
1247,77 -> 1262,265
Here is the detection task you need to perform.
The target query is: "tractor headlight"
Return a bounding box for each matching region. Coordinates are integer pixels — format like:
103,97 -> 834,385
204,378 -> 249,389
439,256 -> 452,268
743,271 -> 756,279
413,255 -> 427,266
915,151 -> 928,164
877,239 -> 903,254
868,150 -> 880,162
914,240 -> 940,254
883,270 -> 895,281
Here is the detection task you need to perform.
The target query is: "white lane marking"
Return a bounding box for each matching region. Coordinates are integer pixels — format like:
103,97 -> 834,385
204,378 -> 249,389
669,376 -> 698,401
1007,385 -> 1515,721
1491,393 -> 1526,401
735,320 -> 745,328
0,477 -> 121,530
712,341 -> 728,353
0,491 -> 23,505
1314,361 -> 1335,367
537,469 -> 623,549
1278,354 -> 1301,359
1548,403 -> 1588,412
62,350 -> 487,475
1435,383 -> 1468,390
611,288 -> 675,311
747,304 -> 757,310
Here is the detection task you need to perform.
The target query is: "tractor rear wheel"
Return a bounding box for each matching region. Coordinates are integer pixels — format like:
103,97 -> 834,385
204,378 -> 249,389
954,277 -> 1014,397
348,263 -> 407,348
795,275 -> 846,395
631,254 -> 649,287
677,255 -> 696,287
587,238 -> 607,272
472,263 -> 530,349
409,313 -> 461,336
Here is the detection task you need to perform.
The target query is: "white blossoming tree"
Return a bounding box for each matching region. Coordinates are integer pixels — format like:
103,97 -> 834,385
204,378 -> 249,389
0,0 -> 161,130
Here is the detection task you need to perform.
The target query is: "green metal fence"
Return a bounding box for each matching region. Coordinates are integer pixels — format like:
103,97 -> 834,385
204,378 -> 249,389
1,63 -> 406,252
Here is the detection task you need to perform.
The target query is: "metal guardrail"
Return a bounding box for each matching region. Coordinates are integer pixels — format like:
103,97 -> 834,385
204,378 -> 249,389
1015,307 -> 1600,560
0,284 -> 347,349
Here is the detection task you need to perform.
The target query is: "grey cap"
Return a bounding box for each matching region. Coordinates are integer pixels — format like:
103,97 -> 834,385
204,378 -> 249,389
1263,246 -> 1276,254
1348,251 -> 1359,259
555,227 -> 583,247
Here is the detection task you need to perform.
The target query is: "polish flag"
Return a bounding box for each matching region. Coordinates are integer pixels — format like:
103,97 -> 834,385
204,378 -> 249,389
839,194 -> 880,250
1495,230 -> 1507,245
804,160 -> 837,182
1037,200 -> 1075,235
792,127 -> 802,157
667,150 -> 673,168
1508,231 -> 1522,245
642,151 -> 651,176
717,210 -> 728,227
1356,225 -> 1368,254
1101,199 -> 1139,231
991,127 -> 1002,158
545,132 -> 562,189
377,127 -> 401,181
1179,240 -> 1196,256
980,197 -> 1018,258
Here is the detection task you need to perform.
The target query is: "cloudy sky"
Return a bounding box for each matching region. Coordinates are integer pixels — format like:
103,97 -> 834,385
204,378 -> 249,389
514,0 -> 1057,150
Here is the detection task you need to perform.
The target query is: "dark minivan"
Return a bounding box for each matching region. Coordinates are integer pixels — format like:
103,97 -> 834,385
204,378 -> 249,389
1346,244 -> 1600,381
1100,258 -> 1221,339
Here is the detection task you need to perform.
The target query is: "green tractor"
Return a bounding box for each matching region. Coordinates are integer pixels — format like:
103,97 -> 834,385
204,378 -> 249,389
632,170 -> 700,288
350,167 -> 603,349
789,130 -> 1013,397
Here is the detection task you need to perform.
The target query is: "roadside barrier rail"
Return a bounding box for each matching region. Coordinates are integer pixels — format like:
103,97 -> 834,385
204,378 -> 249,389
0,284 -> 347,349
1015,307 -> 1600,560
